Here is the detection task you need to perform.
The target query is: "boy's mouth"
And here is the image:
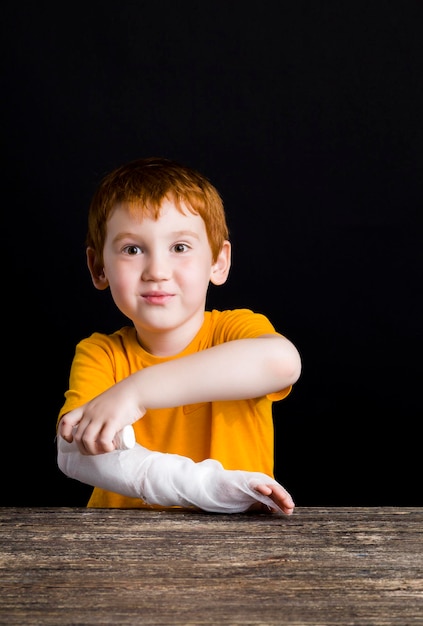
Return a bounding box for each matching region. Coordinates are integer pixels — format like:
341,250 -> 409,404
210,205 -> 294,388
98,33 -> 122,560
141,291 -> 174,305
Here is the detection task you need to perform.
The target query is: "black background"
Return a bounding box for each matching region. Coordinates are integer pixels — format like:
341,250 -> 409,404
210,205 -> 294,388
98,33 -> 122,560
2,2 -> 422,506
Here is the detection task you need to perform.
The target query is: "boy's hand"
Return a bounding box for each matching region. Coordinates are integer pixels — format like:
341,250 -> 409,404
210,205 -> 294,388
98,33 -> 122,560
251,483 -> 295,515
59,376 -> 145,455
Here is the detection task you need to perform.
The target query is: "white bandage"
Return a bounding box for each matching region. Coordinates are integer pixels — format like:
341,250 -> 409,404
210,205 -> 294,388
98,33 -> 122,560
57,427 -> 283,513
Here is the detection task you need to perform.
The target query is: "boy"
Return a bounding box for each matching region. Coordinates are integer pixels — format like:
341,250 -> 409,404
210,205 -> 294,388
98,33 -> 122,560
57,157 -> 301,514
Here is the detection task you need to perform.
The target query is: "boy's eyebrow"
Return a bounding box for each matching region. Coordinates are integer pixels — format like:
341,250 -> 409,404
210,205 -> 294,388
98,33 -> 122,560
111,230 -> 202,243
111,232 -> 141,243
169,230 -> 201,240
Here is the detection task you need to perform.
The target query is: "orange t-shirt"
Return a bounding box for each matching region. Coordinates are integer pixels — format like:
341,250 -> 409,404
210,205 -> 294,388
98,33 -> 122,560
58,309 -> 292,508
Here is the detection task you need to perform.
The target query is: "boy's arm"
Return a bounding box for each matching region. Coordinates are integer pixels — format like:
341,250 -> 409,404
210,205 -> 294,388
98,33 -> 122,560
57,430 -> 295,515
59,334 -> 301,455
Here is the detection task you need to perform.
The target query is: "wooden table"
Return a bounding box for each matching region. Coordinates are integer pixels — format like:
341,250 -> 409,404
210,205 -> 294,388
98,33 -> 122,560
1,507 -> 422,625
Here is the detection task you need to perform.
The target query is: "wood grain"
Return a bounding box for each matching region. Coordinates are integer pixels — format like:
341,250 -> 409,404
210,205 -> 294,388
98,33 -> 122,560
1,507 -> 422,625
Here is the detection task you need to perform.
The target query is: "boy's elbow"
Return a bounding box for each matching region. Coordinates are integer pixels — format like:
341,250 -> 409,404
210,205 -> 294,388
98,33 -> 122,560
275,337 -> 302,386
289,351 -> 302,385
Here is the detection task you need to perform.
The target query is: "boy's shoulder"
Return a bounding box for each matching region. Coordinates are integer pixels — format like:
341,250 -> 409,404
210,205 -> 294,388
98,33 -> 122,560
77,326 -> 137,351
205,308 -> 278,339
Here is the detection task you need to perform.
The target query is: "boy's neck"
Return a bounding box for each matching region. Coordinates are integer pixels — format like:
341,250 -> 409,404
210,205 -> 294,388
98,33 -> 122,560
134,314 -> 205,357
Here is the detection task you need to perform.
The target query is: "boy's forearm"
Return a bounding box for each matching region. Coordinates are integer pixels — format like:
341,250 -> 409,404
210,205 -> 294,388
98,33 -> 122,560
57,434 -> 292,514
59,334 -> 301,454
132,335 -> 301,410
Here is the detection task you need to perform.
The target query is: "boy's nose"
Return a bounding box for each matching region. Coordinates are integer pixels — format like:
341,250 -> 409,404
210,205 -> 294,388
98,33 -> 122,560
141,252 -> 171,281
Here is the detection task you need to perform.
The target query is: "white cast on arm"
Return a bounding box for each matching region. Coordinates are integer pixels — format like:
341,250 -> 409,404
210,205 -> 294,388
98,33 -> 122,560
57,426 -> 283,514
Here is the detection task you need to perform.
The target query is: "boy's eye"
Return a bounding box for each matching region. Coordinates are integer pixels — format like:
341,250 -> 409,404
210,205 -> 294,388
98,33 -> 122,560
123,245 -> 141,255
173,243 -> 189,253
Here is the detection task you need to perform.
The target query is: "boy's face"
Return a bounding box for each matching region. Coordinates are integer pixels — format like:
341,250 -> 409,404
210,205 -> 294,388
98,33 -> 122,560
91,198 -> 230,354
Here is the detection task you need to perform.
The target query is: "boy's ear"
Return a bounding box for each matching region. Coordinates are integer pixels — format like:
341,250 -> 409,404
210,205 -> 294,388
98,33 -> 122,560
210,240 -> 231,286
86,247 -> 109,290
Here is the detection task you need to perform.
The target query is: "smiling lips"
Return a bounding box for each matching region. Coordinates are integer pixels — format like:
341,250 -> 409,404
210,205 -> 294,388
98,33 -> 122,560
141,292 -> 174,305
